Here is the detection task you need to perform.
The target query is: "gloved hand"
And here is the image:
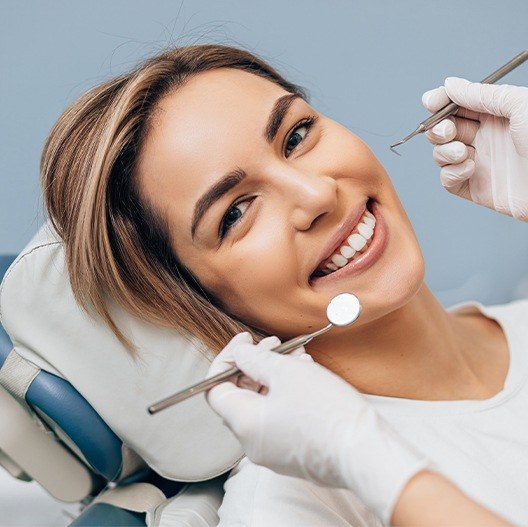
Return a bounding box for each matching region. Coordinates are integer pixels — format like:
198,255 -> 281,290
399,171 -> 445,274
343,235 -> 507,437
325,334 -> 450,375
206,333 -> 429,524
422,77 -> 528,221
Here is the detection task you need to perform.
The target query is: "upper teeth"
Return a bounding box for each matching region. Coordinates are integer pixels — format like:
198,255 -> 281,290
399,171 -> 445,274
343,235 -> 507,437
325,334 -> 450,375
324,209 -> 376,274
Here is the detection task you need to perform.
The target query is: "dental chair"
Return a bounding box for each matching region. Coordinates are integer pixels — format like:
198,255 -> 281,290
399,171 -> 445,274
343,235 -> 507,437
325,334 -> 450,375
0,223 -> 243,526
0,297 -> 165,526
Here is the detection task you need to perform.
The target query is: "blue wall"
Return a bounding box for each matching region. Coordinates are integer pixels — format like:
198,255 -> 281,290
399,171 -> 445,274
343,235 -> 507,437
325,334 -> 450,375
1,0 -> 527,306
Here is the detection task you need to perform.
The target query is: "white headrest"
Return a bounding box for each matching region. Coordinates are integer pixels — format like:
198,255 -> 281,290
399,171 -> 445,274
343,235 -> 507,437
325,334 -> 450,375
0,222 -> 242,481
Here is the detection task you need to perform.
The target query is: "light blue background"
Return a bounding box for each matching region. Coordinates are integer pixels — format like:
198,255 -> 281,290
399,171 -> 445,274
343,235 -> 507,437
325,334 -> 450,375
1,0 -> 527,306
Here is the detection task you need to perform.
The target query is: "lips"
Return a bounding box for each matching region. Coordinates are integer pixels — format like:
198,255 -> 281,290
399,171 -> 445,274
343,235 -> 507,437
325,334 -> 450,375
309,198 -> 371,277
308,198 -> 387,284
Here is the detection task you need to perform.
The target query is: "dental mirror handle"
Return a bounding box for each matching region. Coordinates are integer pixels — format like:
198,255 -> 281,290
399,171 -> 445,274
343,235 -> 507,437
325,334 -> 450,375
147,323 -> 333,414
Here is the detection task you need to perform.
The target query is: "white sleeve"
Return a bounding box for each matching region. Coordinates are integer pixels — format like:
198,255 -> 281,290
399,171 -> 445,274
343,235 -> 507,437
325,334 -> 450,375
218,458 -> 383,527
147,477 -> 224,527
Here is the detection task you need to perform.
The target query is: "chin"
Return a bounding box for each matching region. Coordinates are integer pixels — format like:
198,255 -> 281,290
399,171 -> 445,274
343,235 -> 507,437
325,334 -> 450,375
358,247 -> 425,326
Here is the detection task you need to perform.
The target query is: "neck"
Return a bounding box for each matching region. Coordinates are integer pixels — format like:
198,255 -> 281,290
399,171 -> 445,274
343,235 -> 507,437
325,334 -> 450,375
306,284 -> 506,400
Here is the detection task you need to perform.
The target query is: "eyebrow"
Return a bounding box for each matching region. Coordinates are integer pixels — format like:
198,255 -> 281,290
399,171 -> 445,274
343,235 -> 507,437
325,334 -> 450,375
265,93 -> 301,143
191,168 -> 247,239
191,92 -> 301,240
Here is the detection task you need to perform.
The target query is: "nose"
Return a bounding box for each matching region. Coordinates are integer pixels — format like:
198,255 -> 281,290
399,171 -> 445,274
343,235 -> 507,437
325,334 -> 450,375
274,167 -> 338,231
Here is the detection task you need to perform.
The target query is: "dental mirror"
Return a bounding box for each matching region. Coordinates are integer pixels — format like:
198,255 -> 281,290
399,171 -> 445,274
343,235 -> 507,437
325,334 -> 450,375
327,292 -> 362,326
148,292 -> 362,414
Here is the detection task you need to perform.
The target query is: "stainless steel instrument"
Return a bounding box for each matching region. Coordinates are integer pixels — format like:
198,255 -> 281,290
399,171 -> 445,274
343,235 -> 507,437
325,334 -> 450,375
390,50 -> 528,154
148,293 -> 361,414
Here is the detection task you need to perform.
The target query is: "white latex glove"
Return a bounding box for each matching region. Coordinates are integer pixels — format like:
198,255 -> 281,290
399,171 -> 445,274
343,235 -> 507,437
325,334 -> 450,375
422,77 -> 528,220
206,333 -> 429,524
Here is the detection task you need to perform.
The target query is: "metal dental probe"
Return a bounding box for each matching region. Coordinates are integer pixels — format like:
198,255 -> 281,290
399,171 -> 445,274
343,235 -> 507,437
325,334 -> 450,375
148,293 -> 362,414
389,50 -> 528,155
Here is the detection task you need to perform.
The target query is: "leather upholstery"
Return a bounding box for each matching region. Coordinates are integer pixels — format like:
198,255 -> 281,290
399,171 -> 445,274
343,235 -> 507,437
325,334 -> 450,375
0,224 -> 243,481
26,369 -> 124,480
70,503 -> 145,527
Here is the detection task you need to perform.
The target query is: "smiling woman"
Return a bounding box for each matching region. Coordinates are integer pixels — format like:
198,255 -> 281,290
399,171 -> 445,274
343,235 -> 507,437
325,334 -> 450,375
131,63 -> 424,344
40,44 -> 528,526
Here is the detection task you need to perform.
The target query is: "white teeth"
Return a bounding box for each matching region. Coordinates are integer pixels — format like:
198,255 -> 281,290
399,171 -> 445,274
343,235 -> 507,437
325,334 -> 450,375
363,216 -> 375,228
348,233 -> 367,251
357,222 -> 374,239
340,245 -> 356,259
316,207 -> 378,278
331,254 -> 348,267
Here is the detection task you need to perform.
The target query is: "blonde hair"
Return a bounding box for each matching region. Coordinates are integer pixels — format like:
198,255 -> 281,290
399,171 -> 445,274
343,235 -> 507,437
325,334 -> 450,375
41,44 -> 307,353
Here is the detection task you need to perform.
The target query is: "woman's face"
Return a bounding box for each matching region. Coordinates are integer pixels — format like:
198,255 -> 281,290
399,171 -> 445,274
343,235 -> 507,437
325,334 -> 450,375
137,68 -> 424,338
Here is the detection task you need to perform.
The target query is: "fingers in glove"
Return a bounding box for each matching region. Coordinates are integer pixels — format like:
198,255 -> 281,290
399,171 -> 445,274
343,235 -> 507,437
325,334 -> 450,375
208,335 -> 282,393
465,145 -> 476,160
231,345 -> 285,387
298,352 -> 315,362
444,77 -> 526,119
422,86 -> 450,113
287,345 -> 307,357
207,381 -> 239,405
433,141 -> 469,167
427,116 -> 480,148
451,116 -> 480,145
207,381 -> 261,426
439,159 -> 475,201
230,332 -> 254,344
221,332 -> 254,358
426,119 -> 456,144
423,84 -> 481,122
207,332 -> 254,378
257,335 -> 281,350
453,107 -> 481,122
422,86 -> 480,119
256,337 -> 307,357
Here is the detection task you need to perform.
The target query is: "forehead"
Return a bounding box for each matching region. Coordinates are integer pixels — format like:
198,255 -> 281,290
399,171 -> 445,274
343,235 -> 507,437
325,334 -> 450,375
137,68 -> 290,236
145,68 -> 289,160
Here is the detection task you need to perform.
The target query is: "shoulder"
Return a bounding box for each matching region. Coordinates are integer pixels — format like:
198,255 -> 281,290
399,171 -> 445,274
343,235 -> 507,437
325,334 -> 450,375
217,457 -> 382,527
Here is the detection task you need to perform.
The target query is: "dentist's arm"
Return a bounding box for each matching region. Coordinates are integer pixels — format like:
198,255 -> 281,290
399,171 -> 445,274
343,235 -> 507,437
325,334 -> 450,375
422,78 -> 528,221
206,334 -> 512,527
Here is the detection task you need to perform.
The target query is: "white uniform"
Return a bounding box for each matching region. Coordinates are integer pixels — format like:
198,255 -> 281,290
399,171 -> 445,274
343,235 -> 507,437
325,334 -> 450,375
217,299 -> 528,526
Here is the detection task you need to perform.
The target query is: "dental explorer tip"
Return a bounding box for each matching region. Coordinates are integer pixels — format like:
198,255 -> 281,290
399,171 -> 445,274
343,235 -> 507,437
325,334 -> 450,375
389,125 -> 425,155
389,143 -> 403,156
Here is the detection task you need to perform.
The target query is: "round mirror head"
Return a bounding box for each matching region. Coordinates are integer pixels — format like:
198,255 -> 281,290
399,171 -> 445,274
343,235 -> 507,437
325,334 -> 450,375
326,293 -> 361,327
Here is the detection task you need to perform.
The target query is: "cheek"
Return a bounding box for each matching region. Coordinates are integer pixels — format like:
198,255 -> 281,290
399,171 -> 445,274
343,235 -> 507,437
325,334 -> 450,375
194,227 -> 298,326
316,125 -> 389,199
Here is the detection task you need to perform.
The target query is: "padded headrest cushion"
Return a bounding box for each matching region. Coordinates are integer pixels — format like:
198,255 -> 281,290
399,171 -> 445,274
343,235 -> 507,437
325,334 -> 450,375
0,222 -> 243,481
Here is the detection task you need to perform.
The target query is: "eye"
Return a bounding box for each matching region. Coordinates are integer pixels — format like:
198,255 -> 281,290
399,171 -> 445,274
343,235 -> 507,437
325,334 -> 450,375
220,199 -> 252,239
284,116 -> 316,157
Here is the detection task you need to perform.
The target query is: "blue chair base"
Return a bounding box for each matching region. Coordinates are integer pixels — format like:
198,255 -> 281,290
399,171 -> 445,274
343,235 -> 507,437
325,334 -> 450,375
70,503 -> 146,526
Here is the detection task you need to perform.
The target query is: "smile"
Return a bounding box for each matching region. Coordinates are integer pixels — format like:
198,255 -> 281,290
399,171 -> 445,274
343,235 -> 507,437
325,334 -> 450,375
309,199 -> 388,284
